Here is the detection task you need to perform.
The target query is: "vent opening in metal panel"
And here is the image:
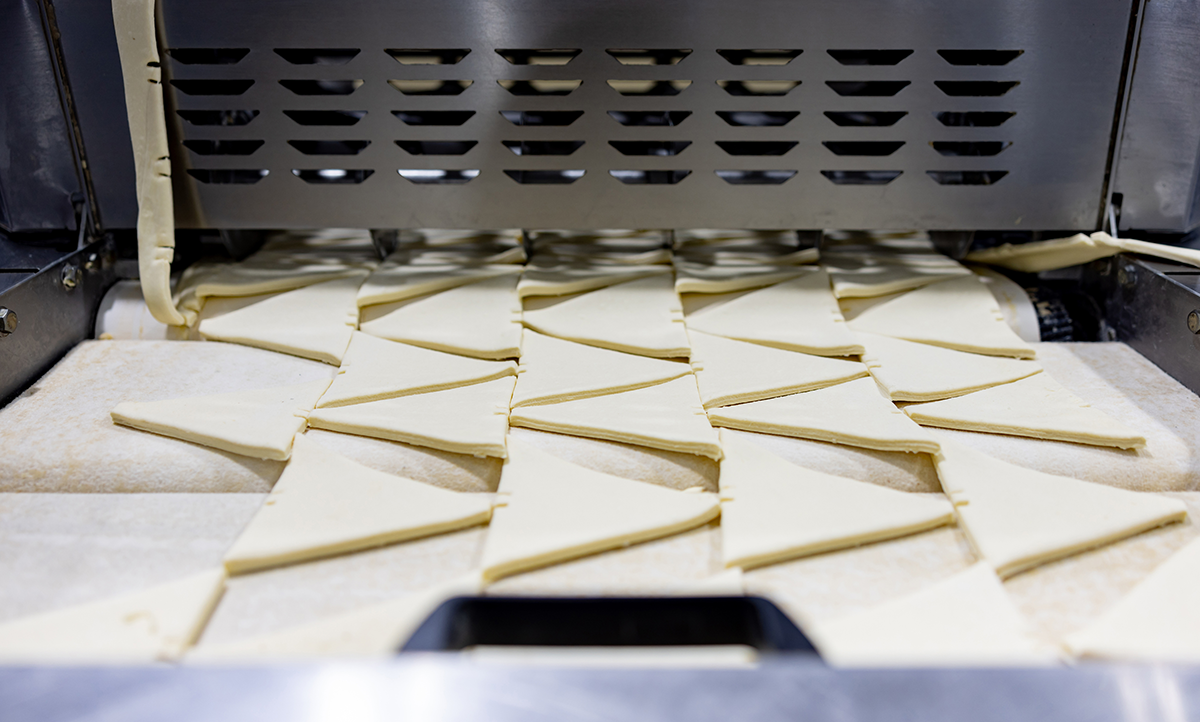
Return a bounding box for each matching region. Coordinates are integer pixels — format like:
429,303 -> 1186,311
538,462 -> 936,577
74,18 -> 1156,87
607,80 -> 692,96
498,79 -> 582,96
821,170 -> 901,185
931,141 -> 1011,156
934,111 -> 1016,127
608,110 -> 691,126
388,80 -> 473,96
386,48 -> 471,65
503,141 -> 586,156
187,169 -> 269,184
288,140 -> 371,155
396,140 -> 478,155
274,48 -> 360,65
715,141 -> 797,156
610,170 -> 691,184
166,48 -> 249,65
826,81 -> 909,97
717,49 -> 802,66
606,49 -> 692,65
827,49 -> 913,66
716,170 -> 796,185
501,110 -> 584,126
609,141 -> 691,156
177,109 -> 259,126
934,81 -> 1019,97
823,141 -> 905,156
399,169 -> 480,184
496,49 -> 580,65
285,110 -> 366,126
292,169 -> 374,184
279,79 -> 363,95
937,50 -> 1024,66
182,139 -> 264,155
717,80 -> 800,96
824,111 -> 907,127
170,79 -> 254,95
393,110 -> 475,126
927,170 -> 1008,185
504,170 -> 585,184
716,111 -> 798,127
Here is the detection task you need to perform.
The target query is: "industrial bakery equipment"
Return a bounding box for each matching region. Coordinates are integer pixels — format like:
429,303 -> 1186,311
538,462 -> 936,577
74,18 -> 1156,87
3,0 -> 1200,718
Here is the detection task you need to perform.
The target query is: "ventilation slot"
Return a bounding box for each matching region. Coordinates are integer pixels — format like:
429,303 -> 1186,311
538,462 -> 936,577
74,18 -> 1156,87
169,79 -> 254,96
931,141 -> 1011,157
393,110 -> 475,126
935,111 -> 1015,127
182,140 -> 264,155
827,49 -> 913,66
610,170 -> 691,185
496,49 -> 581,65
166,48 -> 249,65
927,170 -> 1008,185
717,80 -> 800,96
399,169 -> 480,184
187,169 -> 268,184
279,79 -> 363,95
274,48 -> 360,65
824,111 -> 906,127
386,48 -> 471,65
715,141 -> 797,156
288,140 -> 371,155
501,110 -> 584,126
396,140 -> 478,155
285,110 -> 366,126
498,80 -> 581,96
826,81 -> 909,97
607,80 -> 691,96
935,81 -> 1019,97
823,141 -> 905,156
607,110 -> 691,127
177,109 -> 259,126
938,50 -> 1024,66
609,141 -> 691,156
292,169 -> 373,184
503,140 -> 585,156
716,170 -> 796,185
716,111 -> 798,127
504,170 -> 585,184
821,170 -> 901,185
717,49 -> 802,66
388,80 -> 473,96
606,49 -> 692,65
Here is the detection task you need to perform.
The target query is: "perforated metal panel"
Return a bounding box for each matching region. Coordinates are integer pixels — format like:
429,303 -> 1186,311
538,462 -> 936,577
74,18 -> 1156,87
160,0 -> 1135,230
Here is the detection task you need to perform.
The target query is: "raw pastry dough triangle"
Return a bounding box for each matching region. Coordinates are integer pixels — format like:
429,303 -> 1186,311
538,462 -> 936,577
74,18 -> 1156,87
683,271 -> 864,357
847,275 -> 1036,358
357,263 -> 522,307
318,332 -> 517,408
1064,537 -> 1200,662
518,263 -> 670,298
707,377 -> 939,454
719,432 -> 954,569
360,274 -> 522,359
522,274 -> 691,358
906,372 -> 1146,449
307,376 -> 515,457
673,260 -> 807,295
223,436 -> 493,574
111,378 -> 332,460
480,438 -> 721,582
0,569 -> 225,663
512,329 -> 690,408
823,255 -> 971,298
859,331 -> 1042,402
176,259 -> 369,324
197,273 -> 366,365
690,330 -> 867,408
811,562 -> 1059,666
508,376 -> 721,458
933,437 -> 1187,577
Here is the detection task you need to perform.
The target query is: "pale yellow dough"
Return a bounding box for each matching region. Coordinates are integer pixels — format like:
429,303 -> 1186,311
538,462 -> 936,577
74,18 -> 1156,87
223,436 -> 492,574
858,331 -> 1042,402
0,569 -> 225,663
672,260 -> 808,295
512,330 -> 689,408
964,233 -> 1116,273
522,274 -> 691,358
509,376 -> 721,459
823,254 -> 972,299
518,264 -> 670,298
905,372 -> 1147,449
479,438 -> 720,582
707,377 -> 939,454
318,332 -> 516,408
308,376 -> 515,457
1107,233 -> 1200,269
356,263 -> 522,308
689,330 -> 867,408
175,258 -> 372,325
718,432 -> 953,570
111,378 -> 332,460
933,437 -> 1187,578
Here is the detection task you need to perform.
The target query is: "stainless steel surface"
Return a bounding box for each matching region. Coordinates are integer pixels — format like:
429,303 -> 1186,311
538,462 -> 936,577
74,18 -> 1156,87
1112,0 -> 1200,233
0,308 -> 17,337
153,0 -> 1133,231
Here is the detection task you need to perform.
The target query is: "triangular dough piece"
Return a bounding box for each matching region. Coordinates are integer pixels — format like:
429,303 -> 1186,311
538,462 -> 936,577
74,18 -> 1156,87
197,273 -> 366,365
176,260 -> 369,324
223,437 -> 492,574
690,330 -> 867,408
357,263 -> 522,307
307,376 -> 515,457
859,332 -> 1042,402
480,438 -> 721,581
906,373 -> 1147,449
683,271 -> 864,357
318,332 -> 517,408
0,569 -> 225,663
512,330 -> 690,407
933,437 -> 1187,577
518,264 -> 669,298
188,572 -> 483,660
811,563 -> 1059,666
111,378 -> 332,460
1065,537 -> 1200,661
509,376 -> 721,458
824,256 -> 972,298
673,261 -> 807,294
360,274 -> 522,359
522,274 -> 691,358
707,377 -> 939,454
847,275 -> 1036,358
719,432 -> 954,569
